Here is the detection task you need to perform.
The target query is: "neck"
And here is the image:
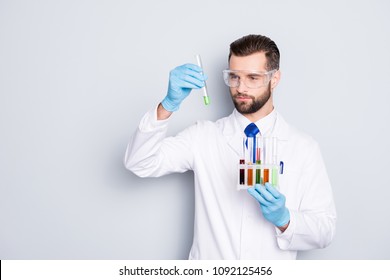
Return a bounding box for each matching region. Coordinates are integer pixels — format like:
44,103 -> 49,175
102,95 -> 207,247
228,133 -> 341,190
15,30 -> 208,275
243,97 -> 274,122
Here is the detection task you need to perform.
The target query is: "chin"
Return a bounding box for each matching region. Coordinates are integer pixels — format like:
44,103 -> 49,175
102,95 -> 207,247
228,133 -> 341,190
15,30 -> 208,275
234,102 -> 251,112
236,106 -> 253,115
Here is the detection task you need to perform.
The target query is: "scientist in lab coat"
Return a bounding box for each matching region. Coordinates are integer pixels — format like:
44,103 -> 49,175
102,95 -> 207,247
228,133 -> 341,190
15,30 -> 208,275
124,34 -> 336,260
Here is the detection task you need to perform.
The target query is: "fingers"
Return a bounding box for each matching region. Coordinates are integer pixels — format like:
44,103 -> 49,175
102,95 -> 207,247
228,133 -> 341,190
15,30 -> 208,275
255,184 -> 276,203
180,63 -> 208,80
181,63 -> 203,72
248,183 -> 282,204
172,78 -> 204,90
171,64 -> 207,89
264,182 -> 281,199
247,187 -> 271,206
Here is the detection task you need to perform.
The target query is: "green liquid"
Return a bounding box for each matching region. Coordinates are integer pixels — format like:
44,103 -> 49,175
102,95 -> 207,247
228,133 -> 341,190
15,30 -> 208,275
271,168 -> 278,186
203,96 -> 210,105
255,161 -> 261,184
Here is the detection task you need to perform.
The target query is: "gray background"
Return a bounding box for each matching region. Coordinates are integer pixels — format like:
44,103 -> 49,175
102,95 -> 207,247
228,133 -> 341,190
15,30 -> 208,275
1,0 -> 389,259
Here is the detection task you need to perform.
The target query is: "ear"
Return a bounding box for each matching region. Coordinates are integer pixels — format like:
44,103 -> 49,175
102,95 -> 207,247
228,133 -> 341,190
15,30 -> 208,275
270,70 -> 281,90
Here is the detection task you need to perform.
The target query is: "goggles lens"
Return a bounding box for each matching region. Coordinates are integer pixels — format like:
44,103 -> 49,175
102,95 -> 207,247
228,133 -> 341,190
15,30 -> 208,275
223,70 -> 276,89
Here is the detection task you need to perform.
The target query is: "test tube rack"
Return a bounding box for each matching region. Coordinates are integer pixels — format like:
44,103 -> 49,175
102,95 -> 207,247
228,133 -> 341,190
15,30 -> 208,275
237,163 -> 279,190
237,136 -> 280,190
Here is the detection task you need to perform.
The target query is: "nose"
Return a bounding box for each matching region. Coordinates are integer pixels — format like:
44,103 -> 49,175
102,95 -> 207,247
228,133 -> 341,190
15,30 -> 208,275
236,79 -> 249,94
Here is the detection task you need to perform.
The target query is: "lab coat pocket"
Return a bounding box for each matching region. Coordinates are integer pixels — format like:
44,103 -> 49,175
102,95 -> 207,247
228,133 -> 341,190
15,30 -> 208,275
278,166 -> 302,211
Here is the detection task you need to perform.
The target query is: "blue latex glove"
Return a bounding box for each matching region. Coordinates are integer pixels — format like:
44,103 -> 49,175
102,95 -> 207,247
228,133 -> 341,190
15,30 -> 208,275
161,63 -> 207,112
247,183 -> 290,227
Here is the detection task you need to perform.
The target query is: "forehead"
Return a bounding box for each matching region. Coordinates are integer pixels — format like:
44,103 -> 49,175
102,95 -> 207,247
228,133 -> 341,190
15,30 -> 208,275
229,52 -> 267,71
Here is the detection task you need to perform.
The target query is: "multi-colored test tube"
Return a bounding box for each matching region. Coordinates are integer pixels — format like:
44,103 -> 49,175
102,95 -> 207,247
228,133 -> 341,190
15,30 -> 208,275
255,136 -> 262,184
246,136 -> 254,186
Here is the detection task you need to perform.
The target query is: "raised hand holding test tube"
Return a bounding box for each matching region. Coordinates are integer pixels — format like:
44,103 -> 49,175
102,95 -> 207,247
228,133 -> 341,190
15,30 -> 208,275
161,63 -> 207,112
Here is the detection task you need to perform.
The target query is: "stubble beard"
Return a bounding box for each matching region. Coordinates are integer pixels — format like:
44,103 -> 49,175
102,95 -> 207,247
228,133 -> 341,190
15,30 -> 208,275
232,84 -> 272,114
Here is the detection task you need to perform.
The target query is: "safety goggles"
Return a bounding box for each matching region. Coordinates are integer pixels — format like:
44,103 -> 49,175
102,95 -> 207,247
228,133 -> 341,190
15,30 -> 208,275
222,69 -> 277,89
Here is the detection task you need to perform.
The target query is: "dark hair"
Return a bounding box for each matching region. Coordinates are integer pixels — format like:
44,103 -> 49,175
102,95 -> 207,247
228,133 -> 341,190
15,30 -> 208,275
229,34 -> 280,70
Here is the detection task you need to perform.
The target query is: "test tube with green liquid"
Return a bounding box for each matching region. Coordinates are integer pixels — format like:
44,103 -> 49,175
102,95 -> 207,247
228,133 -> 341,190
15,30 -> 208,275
255,160 -> 261,184
271,137 -> 278,186
195,54 -> 210,105
255,137 -> 261,184
271,168 -> 278,186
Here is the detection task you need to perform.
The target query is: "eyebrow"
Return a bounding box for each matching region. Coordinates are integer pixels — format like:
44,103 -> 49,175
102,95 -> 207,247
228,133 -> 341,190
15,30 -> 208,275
228,72 -> 263,77
229,70 -> 268,74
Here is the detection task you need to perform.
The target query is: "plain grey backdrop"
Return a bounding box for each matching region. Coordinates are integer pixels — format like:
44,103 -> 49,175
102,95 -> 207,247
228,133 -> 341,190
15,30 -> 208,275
1,0 -> 389,259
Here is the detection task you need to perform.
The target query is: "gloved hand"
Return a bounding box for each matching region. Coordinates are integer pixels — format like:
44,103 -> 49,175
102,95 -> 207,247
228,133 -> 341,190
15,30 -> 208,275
161,64 -> 207,112
247,183 -> 290,227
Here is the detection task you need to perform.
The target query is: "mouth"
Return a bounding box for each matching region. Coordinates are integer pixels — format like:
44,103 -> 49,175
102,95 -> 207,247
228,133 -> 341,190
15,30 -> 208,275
234,94 -> 253,101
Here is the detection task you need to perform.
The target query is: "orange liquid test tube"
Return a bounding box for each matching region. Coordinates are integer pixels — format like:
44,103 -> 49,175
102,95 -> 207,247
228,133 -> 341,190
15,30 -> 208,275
247,164 -> 253,186
263,169 -> 269,183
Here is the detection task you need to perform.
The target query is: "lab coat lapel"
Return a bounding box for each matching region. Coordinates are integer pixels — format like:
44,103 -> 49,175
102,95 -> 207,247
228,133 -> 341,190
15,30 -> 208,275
272,112 -> 290,140
222,113 -> 244,157
271,112 -> 290,169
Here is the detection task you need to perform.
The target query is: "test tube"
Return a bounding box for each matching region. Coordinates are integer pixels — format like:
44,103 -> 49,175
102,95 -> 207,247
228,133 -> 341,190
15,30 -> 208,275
247,165 -> 253,186
255,136 -> 261,184
263,137 -> 271,184
239,159 -> 245,185
271,137 -> 278,186
195,54 -> 210,105
263,169 -> 269,184
246,136 -> 254,186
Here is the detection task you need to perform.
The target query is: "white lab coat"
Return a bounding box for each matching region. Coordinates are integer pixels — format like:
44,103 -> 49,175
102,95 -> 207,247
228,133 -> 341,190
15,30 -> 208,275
124,107 -> 336,260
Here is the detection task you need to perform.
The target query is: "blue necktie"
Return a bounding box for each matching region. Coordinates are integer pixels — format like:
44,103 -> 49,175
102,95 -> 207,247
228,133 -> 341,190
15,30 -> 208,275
244,123 -> 260,163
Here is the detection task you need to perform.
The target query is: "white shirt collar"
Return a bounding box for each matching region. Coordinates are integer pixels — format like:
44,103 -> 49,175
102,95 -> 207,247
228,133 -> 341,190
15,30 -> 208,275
233,108 -> 277,136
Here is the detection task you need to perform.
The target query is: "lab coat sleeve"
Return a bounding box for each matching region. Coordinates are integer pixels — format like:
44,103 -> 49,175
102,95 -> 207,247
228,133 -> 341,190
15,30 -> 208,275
124,106 -> 195,177
276,142 -> 337,250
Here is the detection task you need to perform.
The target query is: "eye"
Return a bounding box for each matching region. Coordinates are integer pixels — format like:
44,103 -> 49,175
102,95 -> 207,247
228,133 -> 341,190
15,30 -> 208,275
248,75 -> 260,81
229,74 -> 240,80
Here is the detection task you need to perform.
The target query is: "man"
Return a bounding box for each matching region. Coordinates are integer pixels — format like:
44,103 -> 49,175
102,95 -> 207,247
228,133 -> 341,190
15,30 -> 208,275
124,34 -> 336,259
